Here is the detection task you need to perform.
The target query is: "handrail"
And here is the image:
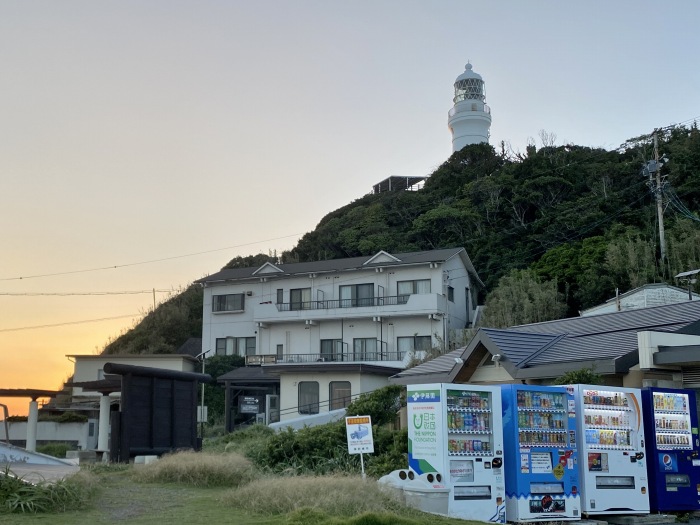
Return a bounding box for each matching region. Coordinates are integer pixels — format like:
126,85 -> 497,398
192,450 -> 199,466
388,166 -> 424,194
276,294 -> 411,312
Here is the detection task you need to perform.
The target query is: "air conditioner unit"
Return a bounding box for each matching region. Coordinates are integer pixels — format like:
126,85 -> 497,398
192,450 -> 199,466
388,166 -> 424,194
246,291 -> 253,296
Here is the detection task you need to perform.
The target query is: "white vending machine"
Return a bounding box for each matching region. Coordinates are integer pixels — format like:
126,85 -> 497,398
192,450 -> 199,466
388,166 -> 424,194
407,383 -> 506,523
569,384 -> 650,515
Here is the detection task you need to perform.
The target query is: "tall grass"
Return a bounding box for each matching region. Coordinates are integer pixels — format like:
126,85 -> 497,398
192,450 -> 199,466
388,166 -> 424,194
0,467 -> 97,514
223,474 -> 406,516
131,450 -> 257,487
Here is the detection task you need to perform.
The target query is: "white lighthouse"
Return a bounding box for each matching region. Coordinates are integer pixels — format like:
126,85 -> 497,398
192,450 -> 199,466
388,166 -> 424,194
448,62 -> 491,152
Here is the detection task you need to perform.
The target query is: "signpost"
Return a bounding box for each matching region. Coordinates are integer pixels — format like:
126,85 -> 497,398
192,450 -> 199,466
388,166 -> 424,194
346,415 -> 374,479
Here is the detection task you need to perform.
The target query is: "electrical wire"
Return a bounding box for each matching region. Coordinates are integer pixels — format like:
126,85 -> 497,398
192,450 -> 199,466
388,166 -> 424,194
0,314 -> 139,333
0,233 -> 305,282
0,290 -> 171,297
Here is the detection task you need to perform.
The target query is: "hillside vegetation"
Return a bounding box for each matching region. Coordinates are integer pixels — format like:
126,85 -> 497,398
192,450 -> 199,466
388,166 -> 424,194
104,125 -> 700,354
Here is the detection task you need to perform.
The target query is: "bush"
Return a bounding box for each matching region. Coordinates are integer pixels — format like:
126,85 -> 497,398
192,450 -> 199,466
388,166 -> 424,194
36,442 -> 75,459
0,467 -> 97,514
345,385 -> 403,427
223,474 -> 406,516
131,450 -> 258,487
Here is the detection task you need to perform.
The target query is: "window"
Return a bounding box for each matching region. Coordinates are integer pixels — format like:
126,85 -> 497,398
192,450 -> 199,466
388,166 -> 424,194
330,381 -> 351,410
397,279 -> 431,303
320,339 -> 343,361
276,344 -> 284,359
290,287 -> 311,310
397,336 -> 432,357
353,338 -> 377,360
276,289 -> 283,304
212,293 -> 245,312
298,381 -> 319,414
448,286 -> 455,302
215,337 -> 256,356
339,283 -> 374,307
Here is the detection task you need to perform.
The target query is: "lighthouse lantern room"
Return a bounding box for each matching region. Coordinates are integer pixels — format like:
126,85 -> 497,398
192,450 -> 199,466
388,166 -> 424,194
448,62 -> 492,152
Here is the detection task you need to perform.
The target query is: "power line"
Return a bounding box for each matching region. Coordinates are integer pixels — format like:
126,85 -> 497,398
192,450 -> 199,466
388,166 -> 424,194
0,314 -> 140,333
0,290 -> 171,297
0,233 -> 305,282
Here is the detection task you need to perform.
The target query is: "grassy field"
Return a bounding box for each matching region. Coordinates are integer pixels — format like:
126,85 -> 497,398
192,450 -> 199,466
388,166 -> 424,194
0,456 -> 489,525
0,460 -> 492,525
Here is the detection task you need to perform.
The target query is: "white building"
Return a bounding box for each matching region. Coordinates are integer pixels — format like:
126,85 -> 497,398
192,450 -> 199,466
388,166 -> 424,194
580,283 -> 698,317
448,62 -> 491,152
197,248 -> 483,422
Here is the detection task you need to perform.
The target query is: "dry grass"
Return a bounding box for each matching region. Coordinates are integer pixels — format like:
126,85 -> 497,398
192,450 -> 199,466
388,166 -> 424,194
131,451 -> 257,488
222,474 -> 407,517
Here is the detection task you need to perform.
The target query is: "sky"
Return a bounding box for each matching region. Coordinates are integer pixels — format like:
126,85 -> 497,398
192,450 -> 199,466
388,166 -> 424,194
1,1 -> 699,417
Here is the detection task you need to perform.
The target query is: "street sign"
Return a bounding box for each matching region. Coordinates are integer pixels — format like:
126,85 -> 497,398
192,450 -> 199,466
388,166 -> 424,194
346,415 -> 374,454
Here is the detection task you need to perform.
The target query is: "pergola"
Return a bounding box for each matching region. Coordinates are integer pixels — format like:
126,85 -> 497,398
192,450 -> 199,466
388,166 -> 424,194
0,389 -> 61,452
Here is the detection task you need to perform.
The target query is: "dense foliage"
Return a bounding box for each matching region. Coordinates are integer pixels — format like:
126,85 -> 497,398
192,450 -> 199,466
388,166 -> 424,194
103,284 -> 203,355
219,386 -> 408,477
286,126 -> 700,316
104,124 -> 700,354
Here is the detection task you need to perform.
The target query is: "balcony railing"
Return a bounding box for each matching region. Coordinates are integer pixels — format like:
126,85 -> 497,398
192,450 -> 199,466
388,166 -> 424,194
246,351 -> 406,366
276,295 -> 410,312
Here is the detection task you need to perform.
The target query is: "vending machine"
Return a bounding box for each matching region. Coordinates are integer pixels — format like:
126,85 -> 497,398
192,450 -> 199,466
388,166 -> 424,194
569,384 -> 649,515
641,387 -> 700,512
407,383 -> 506,523
501,384 -> 581,522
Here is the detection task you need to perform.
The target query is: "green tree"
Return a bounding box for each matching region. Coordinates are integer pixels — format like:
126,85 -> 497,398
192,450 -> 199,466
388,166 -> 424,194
552,367 -> 603,386
480,269 -> 567,328
198,355 -> 244,424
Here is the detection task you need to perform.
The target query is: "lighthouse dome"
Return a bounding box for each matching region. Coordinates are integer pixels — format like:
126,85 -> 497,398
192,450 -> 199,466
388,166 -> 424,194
455,62 -> 483,82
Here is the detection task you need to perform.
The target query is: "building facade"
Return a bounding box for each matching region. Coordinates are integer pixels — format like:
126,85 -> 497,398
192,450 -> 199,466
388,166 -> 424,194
198,248 -> 483,421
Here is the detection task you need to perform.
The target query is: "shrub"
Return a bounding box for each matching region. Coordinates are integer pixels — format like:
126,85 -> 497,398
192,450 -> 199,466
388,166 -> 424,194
345,385 -> 404,427
36,442 -> 75,459
0,467 -> 97,514
223,474 -> 406,516
131,450 -> 257,487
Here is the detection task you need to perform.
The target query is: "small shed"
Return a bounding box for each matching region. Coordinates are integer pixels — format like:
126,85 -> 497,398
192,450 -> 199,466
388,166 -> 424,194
103,363 -> 211,462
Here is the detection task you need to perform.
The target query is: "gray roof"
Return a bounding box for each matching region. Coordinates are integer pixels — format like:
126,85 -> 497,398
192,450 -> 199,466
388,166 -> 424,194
390,300 -> 700,384
389,348 -> 465,385
218,366 -> 279,385
176,338 -> 203,358
196,248 -> 484,288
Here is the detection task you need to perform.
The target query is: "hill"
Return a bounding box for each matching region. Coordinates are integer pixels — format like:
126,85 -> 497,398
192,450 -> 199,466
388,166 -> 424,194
104,124 -> 700,354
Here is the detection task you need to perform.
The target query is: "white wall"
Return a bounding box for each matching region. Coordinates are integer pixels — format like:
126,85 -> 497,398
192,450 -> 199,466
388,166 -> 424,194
71,355 -> 196,397
277,370 -> 391,421
0,420 -> 98,450
201,255 -> 475,360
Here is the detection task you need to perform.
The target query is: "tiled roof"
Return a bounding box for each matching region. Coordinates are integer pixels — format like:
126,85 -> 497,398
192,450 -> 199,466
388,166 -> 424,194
390,300 -> 700,383
196,248 -> 480,285
391,349 -> 464,378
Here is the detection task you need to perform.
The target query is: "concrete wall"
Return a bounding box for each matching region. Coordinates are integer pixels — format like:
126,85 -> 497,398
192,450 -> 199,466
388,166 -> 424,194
0,420 -> 98,450
278,370 -> 391,421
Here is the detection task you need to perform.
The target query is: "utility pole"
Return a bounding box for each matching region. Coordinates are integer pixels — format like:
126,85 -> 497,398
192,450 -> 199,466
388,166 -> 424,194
643,130 -> 667,275
653,131 -> 667,267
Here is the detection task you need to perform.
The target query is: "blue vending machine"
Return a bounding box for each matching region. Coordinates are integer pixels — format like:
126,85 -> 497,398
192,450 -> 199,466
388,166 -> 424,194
642,387 -> 700,512
501,384 -> 581,522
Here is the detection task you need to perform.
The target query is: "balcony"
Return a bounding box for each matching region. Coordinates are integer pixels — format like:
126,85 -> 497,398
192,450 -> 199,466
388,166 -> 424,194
246,350 -> 406,366
254,293 -> 446,323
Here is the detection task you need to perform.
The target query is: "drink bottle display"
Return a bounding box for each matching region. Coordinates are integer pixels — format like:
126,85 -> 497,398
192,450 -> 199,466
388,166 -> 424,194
407,383 -> 505,523
570,385 -> 649,515
502,385 -> 581,522
642,387 -> 700,512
